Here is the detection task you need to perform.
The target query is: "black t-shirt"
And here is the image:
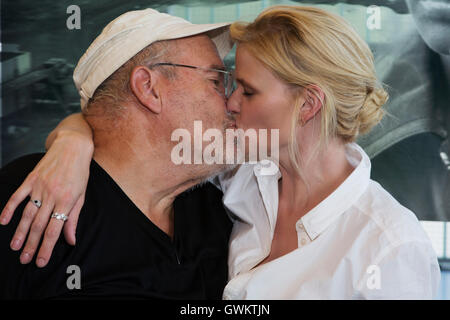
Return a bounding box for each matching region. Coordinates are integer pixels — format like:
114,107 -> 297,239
0,154 -> 232,299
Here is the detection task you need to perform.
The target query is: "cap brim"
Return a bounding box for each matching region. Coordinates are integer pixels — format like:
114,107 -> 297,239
159,22 -> 234,60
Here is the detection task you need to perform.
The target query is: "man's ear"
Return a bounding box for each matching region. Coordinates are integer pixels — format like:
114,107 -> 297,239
299,84 -> 325,126
129,66 -> 162,114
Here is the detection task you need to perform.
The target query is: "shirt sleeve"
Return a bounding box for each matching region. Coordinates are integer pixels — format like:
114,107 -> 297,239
357,240 -> 441,300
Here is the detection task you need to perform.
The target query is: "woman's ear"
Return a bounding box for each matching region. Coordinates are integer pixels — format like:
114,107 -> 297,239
299,84 -> 325,126
129,66 -> 162,114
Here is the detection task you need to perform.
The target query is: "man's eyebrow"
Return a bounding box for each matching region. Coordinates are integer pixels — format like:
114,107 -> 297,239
207,64 -> 227,71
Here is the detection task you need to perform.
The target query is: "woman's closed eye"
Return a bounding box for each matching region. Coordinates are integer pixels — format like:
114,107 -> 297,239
243,86 -> 254,97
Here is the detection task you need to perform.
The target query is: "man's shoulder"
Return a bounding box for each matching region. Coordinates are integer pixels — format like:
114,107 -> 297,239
0,153 -> 45,190
0,153 -> 46,298
185,181 -> 224,197
175,181 -> 229,223
178,181 -> 224,208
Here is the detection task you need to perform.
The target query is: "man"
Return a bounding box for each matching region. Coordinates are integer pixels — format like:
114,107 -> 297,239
0,9 -> 235,299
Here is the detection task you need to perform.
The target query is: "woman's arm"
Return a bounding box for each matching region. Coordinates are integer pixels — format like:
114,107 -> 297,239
45,113 -> 93,150
0,113 -> 94,268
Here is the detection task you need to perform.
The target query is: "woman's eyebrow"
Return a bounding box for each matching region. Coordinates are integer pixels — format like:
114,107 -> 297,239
236,77 -> 256,90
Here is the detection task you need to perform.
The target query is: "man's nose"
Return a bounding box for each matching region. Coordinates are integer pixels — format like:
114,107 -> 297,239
226,91 -> 240,114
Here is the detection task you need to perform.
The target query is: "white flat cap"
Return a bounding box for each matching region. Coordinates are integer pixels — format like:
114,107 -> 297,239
73,8 -> 233,110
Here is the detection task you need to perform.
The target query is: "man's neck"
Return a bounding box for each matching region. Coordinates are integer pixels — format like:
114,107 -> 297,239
92,140 -> 208,237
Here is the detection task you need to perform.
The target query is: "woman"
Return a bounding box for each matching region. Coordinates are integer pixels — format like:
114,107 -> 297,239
0,6 -> 440,299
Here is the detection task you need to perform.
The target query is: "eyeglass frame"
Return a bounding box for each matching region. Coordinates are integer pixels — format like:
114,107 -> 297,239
148,62 -> 234,98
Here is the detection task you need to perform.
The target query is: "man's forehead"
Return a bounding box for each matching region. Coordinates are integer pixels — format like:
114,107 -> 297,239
173,34 -> 224,67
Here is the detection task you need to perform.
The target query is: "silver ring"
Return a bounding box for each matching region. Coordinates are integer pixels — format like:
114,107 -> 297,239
30,199 -> 42,208
51,212 -> 68,222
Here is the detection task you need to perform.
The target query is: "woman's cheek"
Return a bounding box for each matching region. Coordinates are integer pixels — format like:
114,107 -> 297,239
241,99 -> 273,130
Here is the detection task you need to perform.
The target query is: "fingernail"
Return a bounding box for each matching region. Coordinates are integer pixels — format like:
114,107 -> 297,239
36,258 -> 46,268
0,217 -> 7,225
21,252 -> 31,264
10,239 -> 21,250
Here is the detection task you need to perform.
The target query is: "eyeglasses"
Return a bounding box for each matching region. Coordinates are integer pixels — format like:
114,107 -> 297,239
148,62 -> 234,98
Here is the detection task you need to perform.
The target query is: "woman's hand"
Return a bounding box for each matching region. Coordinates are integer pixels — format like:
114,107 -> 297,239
0,115 -> 94,268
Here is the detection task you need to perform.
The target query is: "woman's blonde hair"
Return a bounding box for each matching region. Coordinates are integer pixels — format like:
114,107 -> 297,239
230,5 -> 388,177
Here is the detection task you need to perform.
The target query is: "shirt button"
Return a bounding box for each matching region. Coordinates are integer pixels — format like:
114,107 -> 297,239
300,238 -> 307,246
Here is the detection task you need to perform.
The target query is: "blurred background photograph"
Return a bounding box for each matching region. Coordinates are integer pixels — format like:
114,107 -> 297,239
1,0 -> 449,299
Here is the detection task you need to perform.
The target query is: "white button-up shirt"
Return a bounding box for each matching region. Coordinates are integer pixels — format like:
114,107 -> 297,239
216,143 -> 440,299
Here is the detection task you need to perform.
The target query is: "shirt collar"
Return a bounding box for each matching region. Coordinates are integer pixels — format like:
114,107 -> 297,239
253,159 -> 282,180
300,143 -> 371,240
253,143 -> 371,241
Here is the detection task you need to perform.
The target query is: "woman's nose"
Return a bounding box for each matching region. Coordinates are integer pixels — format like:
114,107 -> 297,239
226,91 -> 241,114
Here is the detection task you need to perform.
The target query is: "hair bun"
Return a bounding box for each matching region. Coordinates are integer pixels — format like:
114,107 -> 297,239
358,87 -> 389,135
366,87 -> 389,108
